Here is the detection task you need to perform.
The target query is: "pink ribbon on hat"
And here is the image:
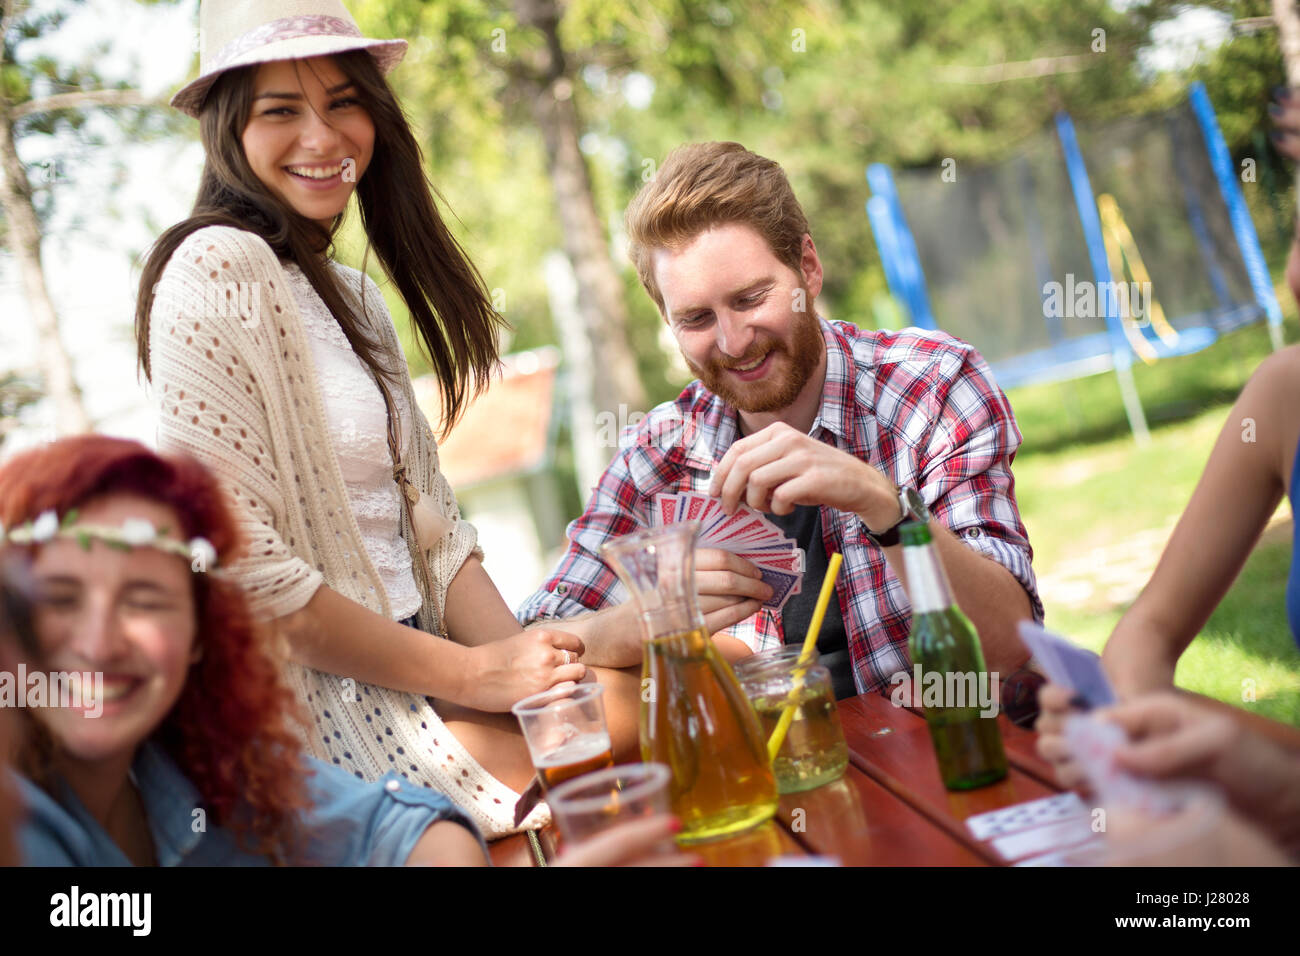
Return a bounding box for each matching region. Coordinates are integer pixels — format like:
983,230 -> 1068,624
207,15 -> 363,73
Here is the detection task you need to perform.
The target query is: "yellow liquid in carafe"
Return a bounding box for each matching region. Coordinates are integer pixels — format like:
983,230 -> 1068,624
640,627 -> 778,843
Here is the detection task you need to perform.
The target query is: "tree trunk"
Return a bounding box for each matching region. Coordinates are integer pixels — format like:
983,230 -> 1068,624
1274,0 -> 1300,88
511,0 -> 647,442
0,110 -> 91,435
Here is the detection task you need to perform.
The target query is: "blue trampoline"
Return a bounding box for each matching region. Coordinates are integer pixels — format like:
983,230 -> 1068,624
866,82 -> 1283,441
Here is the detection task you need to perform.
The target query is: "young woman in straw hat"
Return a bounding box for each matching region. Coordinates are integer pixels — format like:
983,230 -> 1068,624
134,0 -> 637,838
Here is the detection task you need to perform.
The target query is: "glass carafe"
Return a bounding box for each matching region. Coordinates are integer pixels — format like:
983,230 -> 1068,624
602,522 -> 777,843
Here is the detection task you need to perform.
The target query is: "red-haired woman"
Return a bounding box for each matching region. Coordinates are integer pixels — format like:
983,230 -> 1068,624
0,435 -> 487,865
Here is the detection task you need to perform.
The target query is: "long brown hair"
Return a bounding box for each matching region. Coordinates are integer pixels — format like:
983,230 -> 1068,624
135,51 -> 504,432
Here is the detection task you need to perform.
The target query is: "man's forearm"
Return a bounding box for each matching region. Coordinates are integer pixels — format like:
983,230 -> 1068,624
883,522 -> 1035,674
523,601 -> 640,667
524,600 -> 755,667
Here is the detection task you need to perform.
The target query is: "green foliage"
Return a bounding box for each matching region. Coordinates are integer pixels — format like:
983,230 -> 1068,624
354,0 -> 1293,404
0,370 -> 41,451
1,0 -> 189,238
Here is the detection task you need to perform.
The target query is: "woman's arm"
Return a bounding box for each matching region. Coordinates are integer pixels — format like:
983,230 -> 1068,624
1102,348 -> 1298,696
277,583 -> 585,712
149,228 -> 328,620
300,758 -> 490,866
404,819 -> 490,866
441,555 -> 536,647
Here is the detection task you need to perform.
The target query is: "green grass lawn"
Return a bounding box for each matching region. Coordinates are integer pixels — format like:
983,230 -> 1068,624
1006,318 -> 1300,726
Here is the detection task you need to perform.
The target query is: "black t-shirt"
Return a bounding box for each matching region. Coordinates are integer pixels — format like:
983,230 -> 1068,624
764,505 -> 857,700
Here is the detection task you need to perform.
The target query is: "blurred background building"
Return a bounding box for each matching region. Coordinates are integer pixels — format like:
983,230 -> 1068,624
413,347 -> 569,609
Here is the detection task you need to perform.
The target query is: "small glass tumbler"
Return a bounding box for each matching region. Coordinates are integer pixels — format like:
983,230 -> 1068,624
735,646 -> 849,794
511,684 -> 614,793
548,762 -> 673,847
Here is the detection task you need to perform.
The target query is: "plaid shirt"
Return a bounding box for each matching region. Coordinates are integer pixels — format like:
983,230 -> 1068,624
517,319 -> 1043,694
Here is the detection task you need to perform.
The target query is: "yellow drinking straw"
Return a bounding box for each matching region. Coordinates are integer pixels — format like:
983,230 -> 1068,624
766,552 -> 843,763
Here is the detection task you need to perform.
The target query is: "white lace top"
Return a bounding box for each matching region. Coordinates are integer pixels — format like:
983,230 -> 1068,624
284,262 -> 423,621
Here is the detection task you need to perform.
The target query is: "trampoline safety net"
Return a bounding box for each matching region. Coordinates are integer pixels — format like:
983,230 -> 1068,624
876,98 -> 1262,390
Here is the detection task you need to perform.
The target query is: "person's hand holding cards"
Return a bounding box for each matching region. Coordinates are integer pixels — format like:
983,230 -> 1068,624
1020,622 -> 1118,790
1105,691 -> 1300,852
651,491 -> 805,618
695,548 -> 773,634
1033,683 -> 1089,789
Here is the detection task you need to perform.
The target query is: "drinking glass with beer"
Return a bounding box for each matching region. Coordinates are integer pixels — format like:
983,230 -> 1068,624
512,684 -> 615,793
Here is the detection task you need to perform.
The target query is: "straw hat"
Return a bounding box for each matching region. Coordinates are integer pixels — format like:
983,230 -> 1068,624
170,0 -> 408,117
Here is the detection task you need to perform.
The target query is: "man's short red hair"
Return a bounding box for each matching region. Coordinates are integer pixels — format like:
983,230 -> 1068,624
624,142 -> 811,314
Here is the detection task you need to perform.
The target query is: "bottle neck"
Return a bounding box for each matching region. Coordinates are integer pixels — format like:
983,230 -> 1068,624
902,540 -> 955,615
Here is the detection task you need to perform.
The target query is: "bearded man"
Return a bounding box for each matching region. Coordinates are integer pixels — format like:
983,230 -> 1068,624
517,142 -> 1044,705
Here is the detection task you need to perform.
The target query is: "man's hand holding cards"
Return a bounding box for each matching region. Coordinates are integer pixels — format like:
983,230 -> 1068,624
651,491 -> 804,616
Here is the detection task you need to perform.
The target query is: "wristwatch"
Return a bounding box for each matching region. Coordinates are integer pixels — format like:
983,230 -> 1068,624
1001,661 -> 1047,728
862,485 -> 930,548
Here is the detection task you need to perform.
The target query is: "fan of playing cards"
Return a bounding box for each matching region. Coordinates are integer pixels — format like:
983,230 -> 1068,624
651,491 -> 805,614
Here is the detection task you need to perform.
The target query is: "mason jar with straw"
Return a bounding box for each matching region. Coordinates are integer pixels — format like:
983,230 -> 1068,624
756,552 -> 847,789
736,644 -> 848,793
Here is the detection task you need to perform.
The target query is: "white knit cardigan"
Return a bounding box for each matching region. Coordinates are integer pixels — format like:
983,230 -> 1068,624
149,225 -> 544,836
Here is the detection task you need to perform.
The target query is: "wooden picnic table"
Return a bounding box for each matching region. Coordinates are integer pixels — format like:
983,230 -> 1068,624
490,686 -> 1300,866
490,688 -> 1064,866
487,670 -> 1300,867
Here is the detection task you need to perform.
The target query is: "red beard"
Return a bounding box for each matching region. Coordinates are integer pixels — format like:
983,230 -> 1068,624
685,308 -> 823,414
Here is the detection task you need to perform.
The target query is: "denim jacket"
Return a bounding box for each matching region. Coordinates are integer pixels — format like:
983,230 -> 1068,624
16,740 -> 486,866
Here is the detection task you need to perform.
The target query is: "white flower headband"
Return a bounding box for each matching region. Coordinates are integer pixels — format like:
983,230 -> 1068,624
0,509 -> 220,574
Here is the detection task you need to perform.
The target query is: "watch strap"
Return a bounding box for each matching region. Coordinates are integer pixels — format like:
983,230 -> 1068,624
863,518 -> 902,548
863,485 -> 909,548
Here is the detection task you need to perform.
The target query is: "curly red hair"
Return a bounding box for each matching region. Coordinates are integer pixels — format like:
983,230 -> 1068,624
0,435 -> 312,862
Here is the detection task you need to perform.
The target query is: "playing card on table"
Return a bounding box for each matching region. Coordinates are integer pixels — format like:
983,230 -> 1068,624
649,490 -> 805,613
965,792 -> 1089,841
992,818 -> 1098,863
965,793 -> 1098,862
1012,841 -> 1106,867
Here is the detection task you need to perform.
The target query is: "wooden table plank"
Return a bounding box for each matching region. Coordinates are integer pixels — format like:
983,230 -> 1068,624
691,820 -> 803,866
774,764 -> 986,866
491,816 -> 799,867
1181,689 -> 1300,752
839,693 -> 1061,864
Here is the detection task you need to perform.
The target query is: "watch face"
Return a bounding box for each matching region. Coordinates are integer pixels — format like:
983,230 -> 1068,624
903,486 -> 930,523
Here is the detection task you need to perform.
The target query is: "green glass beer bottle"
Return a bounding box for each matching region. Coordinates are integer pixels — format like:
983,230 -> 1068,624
900,521 -> 1008,790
